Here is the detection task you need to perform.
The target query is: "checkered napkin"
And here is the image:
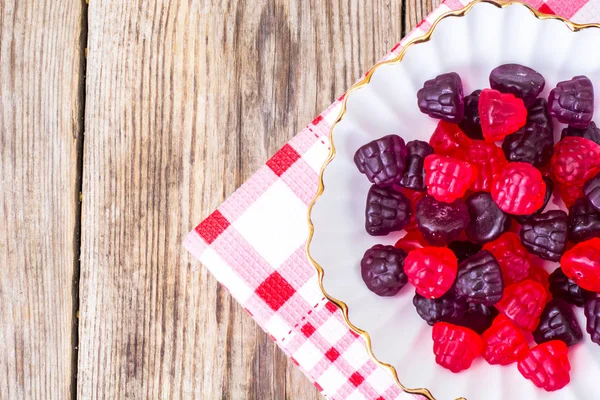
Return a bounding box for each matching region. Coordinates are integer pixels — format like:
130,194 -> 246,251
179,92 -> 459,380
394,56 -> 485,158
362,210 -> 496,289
185,1 -> 599,399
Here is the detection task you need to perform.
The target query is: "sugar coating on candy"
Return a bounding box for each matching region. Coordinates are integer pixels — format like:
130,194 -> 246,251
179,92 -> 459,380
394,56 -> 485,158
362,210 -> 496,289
549,267 -> 593,307
561,121 -> 600,146
568,198 -> 600,243
399,140 -> 434,191
561,238 -> 600,293
490,64 -> 545,108
478,89 -> 527,142
361,245 -> 408,296
584,297 -> 600,345
404,246 -> 458,299
518,341 -> 571,392
432,322 -> 483,373
513,177 -> 553,225
465,140 -> 508,192
483,232 -> 532,285
496,279 -> 548,331
424,154 -> 478,203
520,210 -> 569,262
551,136 -> 600,186
458,90 -> 484,140
491,162 -> 547,215
413,291 -> 467,326
584,171 -> 600,212
454,250 -> 504,305
417,72 -> 465,123
429,121 -> 472,159
354,134 -> 407,186
548,75 -> 594,128
466,192 -> 511,244
533,298 -> 583,347
365,185 -> 412,236
416,195 -> 470,246
482,314 -> 529,365
448,240 -> 483,263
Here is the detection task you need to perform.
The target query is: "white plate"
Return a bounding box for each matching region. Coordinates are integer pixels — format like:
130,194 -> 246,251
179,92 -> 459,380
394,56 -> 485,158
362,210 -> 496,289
307,1 -> 600,399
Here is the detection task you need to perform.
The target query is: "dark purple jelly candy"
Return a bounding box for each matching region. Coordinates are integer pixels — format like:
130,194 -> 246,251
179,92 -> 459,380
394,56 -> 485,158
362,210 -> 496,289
448,241 -> 483,262
549,268 -> 593,307
361,244 -> 408,296
561,121 -> 600,146
354,134 -> 407,186
533,298 -> 583,346
455,250 -> 504,305
584,297 -> 600,345
458,90 -> 484,140
568,198 -> 600,243
416,195 -> 470,246
413,291 -> 467,326
489,64 -> 545,108
399,140 -> 434,191
583,171 -> 600,212
548,75 -> 594,128
417,72 -> 464,123
465,192 -> 511,244
502,123 -> 554,167
514,177 -> 554,225
527,98 -> 553,133
456,303 -> 498,334
365,185 -> 412,236
520,210 -> 569,261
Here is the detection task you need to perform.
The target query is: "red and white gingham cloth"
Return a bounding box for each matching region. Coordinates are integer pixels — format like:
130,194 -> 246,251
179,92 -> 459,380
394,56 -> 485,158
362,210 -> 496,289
185,1 -> 599,399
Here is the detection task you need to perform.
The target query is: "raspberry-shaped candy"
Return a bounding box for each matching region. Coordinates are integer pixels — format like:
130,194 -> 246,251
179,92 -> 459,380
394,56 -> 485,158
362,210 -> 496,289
584,171 -> 600,212
448,240 -> 483,263
354,134 -> 407,186
561,238 -> 600,293
413,291 -> 467,326
559,182 -> 584,209
513,177 -> 553,225
429,121 -> 472,159
478,89 -> 527,142
549,267 -> 593,307
491,162 -> 547,215
483,232 -> 532,285
432,322 -> 483,373
394,230 -> 428,253
457,303 -> 498,334
458,90 -> 484,140
466,192 -> 511,244
399,140 -> 434,191
455,250 -> 504,305
415,195 -> 470,246
417,72 -> 464,123
527,264 -> 552,299
527,98 -> 553,132
482,314 -> 529,365
584,297 -> 600,345
568,198 -> 600,243
361,245 -> 408,296
490,64 -> 545,108
551,136 -> 600,186
424,154 -> 478,203
520,210 -> 569,261
502,123 -> 554,168
496,279 -> 548,331
465,140 -> 508,192
365,185 -> 412,236
405,247 -> 458,299
562,121 -> 600,146
548,75 -> 594,128
533,298 -> 583,346
518,341 -> 571,392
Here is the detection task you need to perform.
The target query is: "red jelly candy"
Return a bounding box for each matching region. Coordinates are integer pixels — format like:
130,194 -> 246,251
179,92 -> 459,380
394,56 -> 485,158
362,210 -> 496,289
404,247 -> 458,298
429,121 -> 472,159
518,341 -> 571,392
491,162 -> 547,215
483,232 -> 532,285
432,322 -> 483,373
465,140 -> 508,192
551,136 -> 600,186
482,315 -> 529,365
393,186 -> 425,232
561,238 -> 600,293
527,263 -> 552,299
558,182 -> 583,208
394,230 -> 428,253
478,89 -> 527,142
424,154 -> 478,203
496,279 -> 548,331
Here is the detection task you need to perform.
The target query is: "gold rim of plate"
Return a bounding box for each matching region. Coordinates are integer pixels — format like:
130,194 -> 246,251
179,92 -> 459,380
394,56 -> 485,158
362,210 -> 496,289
305,1 -> 600,399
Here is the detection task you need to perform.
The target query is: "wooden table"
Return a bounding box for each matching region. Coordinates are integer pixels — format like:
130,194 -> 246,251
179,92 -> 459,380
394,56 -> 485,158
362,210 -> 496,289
0,0 -> 441,398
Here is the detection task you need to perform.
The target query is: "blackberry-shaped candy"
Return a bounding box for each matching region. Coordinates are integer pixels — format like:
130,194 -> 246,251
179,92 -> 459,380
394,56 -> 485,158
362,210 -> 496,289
416,195 -> 470,246
584,171 -> 600,212
568,198 -> 600,243
457,303 -> 499,334
455,250 -> 504,305
465,192 -> 511,244
490,64 -> 545,108
584,297 -> 600,345
561,121 -> 600,146
360,245 -> 408,296
533,298 -> 583,347
447,240 -> 483,262
520,210 -> 569,261
527,98 -> 553,133
417,72 -> 464,123
549,268 -> 593,307
413,291 -> 467,326
502,123 -> 554,167
365,185 -> 412,236
354,134 -> 407,186
458,90 -> 484,139
548,75 -> 594,128
399,140 -> 434,191
513,177 -> 554,225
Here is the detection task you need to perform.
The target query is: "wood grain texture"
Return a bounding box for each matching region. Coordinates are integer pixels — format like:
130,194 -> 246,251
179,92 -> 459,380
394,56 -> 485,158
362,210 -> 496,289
404,0 -> 444,30
76,0 -> 428,399
0,1 -> 85,399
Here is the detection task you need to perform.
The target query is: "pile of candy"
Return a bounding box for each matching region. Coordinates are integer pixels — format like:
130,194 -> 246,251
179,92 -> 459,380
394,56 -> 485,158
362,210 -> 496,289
354,64 -> 600,392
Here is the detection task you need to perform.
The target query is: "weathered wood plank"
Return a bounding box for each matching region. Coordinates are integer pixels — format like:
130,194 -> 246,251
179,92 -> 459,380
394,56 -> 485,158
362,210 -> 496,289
0,1 -> 85,399
404,0 -> 444,31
